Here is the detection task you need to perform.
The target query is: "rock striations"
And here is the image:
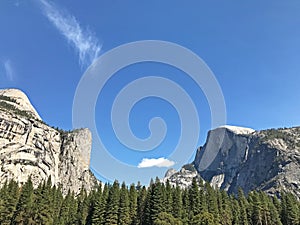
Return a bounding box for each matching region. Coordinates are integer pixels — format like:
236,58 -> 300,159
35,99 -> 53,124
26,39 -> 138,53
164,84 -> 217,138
164,125 -> 300,197
0,89 -> 98,195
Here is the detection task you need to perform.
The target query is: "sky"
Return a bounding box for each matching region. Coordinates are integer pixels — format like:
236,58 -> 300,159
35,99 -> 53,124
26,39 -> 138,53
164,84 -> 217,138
1,0 -> 300,184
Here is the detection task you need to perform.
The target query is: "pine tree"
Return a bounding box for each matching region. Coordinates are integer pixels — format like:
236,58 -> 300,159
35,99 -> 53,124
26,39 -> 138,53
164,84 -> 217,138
137,185 -> 147,225
218,190 -> 232,225
12,177 -> 35,225
181,188 -> 190,223
266,195 -> 282,225
150,178 -> 164,224
92,183 -> 109,225
205,182 -> 219,223
230,196 -> 240,225
189,178 -> 201,217
198,179 -> 207,213
52,185 -> 64,225
282,192 -> 299,225
164,180 -> 173,214
172,185 -> 182,219
129,183 -> 138,225
190,211 -> 216,225
105,180 -> 120,225
143,178 -> 164,225
249,191 -> 263,225
0,179 -> 20,224
90,185 -> 102,225
153,212 -> 183,225
76,187 -> 90,224
237,188 -> 249,225
59,190 -> 77,225
32,179 -> 54,225
118,182 -> 130,225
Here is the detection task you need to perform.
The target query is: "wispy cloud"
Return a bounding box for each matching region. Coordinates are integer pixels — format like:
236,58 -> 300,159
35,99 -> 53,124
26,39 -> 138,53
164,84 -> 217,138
39,0 -> 102,68
138,157 -> 175,168
3,59 -> 15,81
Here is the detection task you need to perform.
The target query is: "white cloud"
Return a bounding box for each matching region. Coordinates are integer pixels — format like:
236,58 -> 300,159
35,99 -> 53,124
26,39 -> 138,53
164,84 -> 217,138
137,157 -> 175,168
3,59 -> 14,81
39,0 -> 102,68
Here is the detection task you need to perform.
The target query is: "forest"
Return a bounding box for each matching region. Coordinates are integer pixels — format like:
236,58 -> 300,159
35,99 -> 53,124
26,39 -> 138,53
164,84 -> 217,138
0,176 -> 299,225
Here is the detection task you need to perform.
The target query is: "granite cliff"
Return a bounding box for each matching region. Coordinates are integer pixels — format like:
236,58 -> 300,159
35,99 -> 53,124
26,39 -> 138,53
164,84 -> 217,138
0,89 -> 98,194
164,125 -> 300,197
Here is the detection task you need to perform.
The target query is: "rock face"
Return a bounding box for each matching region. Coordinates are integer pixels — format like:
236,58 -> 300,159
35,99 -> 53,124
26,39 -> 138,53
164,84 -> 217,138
163,164 -> 200,189
164,125 -> 300,197
0,89 -> 98,194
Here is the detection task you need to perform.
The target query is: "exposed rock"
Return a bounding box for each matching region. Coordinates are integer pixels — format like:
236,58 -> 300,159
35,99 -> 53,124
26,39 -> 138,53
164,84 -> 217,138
0,89 -> 98,195
0,89 -> 41,120
164,125 -> 300,198
162,164 -> 200,189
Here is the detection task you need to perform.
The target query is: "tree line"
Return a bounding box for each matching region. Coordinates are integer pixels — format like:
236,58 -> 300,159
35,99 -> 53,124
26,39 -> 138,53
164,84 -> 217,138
0,176 -> 299,225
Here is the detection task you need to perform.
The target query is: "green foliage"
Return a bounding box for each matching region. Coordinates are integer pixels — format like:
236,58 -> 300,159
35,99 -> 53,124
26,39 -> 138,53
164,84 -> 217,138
118,182 -> 131,225
153,212 -> 182,225
0,100 -> 33,119
12,177 -> 35,224
261,127 -> 300,149
105,180 -> 120,224
0,177 -> 299,225
0,95 -> 17,103
190,211 -> 216,225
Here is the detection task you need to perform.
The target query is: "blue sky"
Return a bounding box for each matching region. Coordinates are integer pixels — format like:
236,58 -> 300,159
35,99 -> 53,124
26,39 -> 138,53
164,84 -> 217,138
1,0 -> 300,184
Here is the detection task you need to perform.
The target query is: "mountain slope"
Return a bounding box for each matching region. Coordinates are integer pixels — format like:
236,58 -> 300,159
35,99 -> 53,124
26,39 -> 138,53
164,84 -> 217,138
0,89 -> 98,194
164,125 -> 300,197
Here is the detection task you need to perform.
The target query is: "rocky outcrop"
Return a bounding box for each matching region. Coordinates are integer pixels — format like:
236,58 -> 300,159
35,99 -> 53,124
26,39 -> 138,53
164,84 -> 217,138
0,89 -> 98,194
162,164 -> 200,189
164,125 -> 300,197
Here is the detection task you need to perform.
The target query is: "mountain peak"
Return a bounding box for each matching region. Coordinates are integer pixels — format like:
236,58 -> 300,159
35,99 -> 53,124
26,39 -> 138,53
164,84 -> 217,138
0,88 -> 41,120
0,88 -> 98,194
216,125 -> 255,135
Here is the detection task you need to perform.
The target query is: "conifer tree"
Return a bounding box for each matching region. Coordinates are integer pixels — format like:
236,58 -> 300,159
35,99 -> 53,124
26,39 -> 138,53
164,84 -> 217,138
189,178 -> 201,217
32,178 -> 54,225
59,190 -> 77,225
52,184 -> 64,225
230,196 -> 240,225
218,190 -> 232,225
172,185 -> 182,219
76,187 -> 90,224
237,188 -> 249,225
153,212 -> 183,225
90,185 -> 102,225
118,182 -> 130,225
105,180 -> 120,225
92,183 -> 110,225
0,180 -> 19,224
181,188 -> 190,223
190,211 -> 216,225
205,182 -> 219,223
12,177 -> 35,225
266,194 -> 282,225
198,179 -> 207,213
282,192 -> 299,225
137,185 -> 147,225
129,183 -> 138,225
249,191 -> 263,225
150,178 -> 164,224
163,180 -> 173,215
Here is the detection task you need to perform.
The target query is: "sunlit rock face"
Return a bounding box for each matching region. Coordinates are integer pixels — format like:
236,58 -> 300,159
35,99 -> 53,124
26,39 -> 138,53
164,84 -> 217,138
165,125 -> 300,197
163,165 -> 200,189
0,89 -> 98,194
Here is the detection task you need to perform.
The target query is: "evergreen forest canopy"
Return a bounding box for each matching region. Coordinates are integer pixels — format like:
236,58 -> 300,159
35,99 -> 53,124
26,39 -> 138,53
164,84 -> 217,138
0,177 -> 299,225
